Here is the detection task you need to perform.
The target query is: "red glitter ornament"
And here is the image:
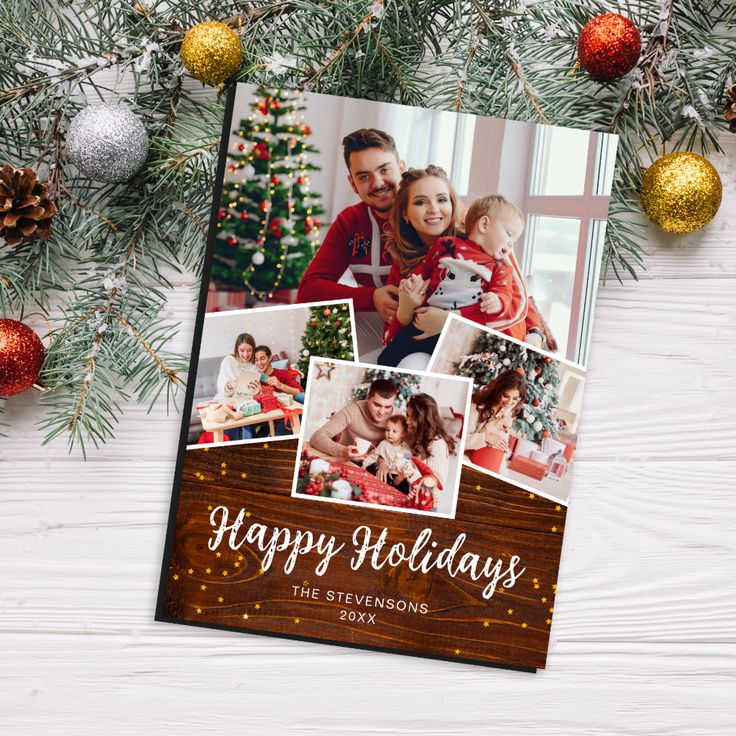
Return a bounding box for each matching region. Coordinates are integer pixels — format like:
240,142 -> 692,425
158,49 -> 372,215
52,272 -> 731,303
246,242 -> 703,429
240,212 -> 249,220
0,319 -> 45,396
227,236 -> 238,246
532,399 -> 540,407
577,13 -> 641,81
323,308 -> 331,316
218,209 -> 227,219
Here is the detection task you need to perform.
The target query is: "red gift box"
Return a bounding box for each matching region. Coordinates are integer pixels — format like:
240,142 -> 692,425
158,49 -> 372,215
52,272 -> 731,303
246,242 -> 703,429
255,392 -> 281,412
328,463 -> 408,508
507,454 -> 547,481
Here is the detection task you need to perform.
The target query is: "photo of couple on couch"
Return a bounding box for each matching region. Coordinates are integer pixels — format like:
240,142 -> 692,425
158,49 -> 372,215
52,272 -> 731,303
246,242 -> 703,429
189,301 -> 355,446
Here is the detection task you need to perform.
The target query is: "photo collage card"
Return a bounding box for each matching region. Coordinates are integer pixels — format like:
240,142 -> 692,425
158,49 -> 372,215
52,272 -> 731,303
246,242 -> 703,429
157,83 -> 618,670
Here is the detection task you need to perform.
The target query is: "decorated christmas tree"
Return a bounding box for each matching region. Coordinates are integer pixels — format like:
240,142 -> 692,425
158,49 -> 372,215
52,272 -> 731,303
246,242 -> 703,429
352,368 -> 422,413
457,334 -> 560,442
298,303 -> 354,378
212,86 -> 325,301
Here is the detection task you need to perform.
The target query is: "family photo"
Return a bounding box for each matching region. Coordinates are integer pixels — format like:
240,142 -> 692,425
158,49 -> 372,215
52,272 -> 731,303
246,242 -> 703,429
188,301 -> 356,447
430,315 -> 586,505
210,83 -> 618,369
293,359 -> 471,518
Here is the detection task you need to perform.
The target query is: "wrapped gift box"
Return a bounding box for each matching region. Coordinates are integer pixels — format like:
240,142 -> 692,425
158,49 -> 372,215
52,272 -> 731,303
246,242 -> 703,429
236,398 -> 261,417
255,393 -> 281,412
508,454 -> 547,481
327,462 -> 408,508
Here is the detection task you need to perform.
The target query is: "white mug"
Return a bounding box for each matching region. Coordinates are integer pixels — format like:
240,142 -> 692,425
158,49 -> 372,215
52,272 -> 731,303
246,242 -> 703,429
353,437 -> 371,455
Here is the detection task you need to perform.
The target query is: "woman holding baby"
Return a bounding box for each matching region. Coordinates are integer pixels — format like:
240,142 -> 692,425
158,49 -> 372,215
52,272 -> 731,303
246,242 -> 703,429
377,166 -> 550,368
465,370 -> 527,472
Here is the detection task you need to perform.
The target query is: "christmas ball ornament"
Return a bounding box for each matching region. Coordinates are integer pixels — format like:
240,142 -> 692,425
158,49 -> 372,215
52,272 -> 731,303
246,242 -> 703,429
181,21 -> 243,86
251,251 -> 265,265
66,104 -> 149,183
323,308 -> 331,316
0,319 -> 45,396
640,152 -> 722,233
577,13 -> 641,81
0,165 -> 58,245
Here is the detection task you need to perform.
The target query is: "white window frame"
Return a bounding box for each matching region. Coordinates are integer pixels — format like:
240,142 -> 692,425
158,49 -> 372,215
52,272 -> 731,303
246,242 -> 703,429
521,127 -> 613,365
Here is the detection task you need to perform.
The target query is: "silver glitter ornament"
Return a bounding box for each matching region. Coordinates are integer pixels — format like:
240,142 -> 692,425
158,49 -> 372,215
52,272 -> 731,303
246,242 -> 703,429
66,104 -> 149,183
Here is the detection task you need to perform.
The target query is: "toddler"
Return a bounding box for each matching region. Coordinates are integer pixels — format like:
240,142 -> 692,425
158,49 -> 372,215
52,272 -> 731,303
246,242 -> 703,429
380,195 -> 546,365
362,415 -> 421,494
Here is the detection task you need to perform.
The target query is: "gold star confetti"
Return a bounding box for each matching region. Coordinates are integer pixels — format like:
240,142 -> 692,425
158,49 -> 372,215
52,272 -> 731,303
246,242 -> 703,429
238,555 -> 244,561
207,504 -> 213,511
234,561 -> 240,568
221,462 -> 227,468
243,613 -> 249,620
303,580 -> 309,586
454,648 -> 461,655
521,623 -> 528,629
196,607 -> 202,614
216,552 -> 222,558
534,584 -> 540,589
259,568 -> 265,575
549,607 -> 554,613
187,568 -> 193,575
533,578 -> 538,583
241,472 -> 247,479
218,596 -> 224,603
546,618 -> 552,625
173,574 -> 179,581
529,493 -> 535,499
245,511 -> 251,518
294,618 -> 300,624
541,597 -> 547,603
200,584 -> 206,591
483,621 -> 489,628
220,470 -> 227,476
203,448 -> 209,452
556,505 -> 562,511
551,526 -> 558,532
255,603 -> 261,610
507,609 -> 513,615
222,570 -> 228,577
475,484 -> 481,491
552,584 -> 557,591
206,568 -> 211,574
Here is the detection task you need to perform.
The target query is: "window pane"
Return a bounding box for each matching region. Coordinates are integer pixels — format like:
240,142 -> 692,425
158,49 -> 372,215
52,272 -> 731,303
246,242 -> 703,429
531,126 -> 590,196
576,219 -> 606,365
524,215 -> 581,356
594,133 -> 618,196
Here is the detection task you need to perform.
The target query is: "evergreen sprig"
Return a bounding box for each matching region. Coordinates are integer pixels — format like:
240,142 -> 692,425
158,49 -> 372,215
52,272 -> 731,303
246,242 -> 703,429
1,0 -> 734,452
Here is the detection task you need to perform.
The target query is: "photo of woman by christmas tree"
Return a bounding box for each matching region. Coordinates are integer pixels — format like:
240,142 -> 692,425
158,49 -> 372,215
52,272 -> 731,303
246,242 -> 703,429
292,359 -> 471,518
188,300 -> 356,448
429,315 -> 586,505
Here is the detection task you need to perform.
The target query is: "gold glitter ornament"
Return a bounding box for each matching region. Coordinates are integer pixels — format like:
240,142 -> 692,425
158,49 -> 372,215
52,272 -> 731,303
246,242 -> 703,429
181,21 -> 243,86
640,152 -> 722,233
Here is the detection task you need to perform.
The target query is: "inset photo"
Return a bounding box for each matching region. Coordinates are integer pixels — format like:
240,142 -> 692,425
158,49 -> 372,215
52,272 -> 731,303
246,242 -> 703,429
430,315 -> 585,505
292,359 -> 472,518
188,300 -> 357,448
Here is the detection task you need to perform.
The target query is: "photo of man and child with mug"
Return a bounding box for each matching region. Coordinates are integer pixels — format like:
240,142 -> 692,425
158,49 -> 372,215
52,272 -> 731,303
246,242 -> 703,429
293,360 -> 471,518
212,85 -> 617,372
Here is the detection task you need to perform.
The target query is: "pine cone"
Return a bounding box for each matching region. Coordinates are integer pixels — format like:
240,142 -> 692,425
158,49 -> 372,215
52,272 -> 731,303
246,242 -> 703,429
725,84 -> 736,133
0,164 -> 58,246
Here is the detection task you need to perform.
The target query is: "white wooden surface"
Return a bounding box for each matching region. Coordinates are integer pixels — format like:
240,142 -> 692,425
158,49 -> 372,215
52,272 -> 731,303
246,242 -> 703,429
2,134 -> 735,734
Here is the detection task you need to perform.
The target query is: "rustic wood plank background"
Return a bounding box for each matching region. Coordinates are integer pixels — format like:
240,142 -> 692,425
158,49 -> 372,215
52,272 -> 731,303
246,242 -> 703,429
159,441 -> 565,670
1,123 -> 735,733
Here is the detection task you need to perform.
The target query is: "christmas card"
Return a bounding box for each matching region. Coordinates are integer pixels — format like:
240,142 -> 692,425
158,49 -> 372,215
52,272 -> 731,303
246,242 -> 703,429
157,83 -> 618,670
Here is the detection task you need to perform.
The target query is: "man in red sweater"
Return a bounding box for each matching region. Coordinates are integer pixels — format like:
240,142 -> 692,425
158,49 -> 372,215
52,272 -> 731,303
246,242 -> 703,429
296,129 -> 406,356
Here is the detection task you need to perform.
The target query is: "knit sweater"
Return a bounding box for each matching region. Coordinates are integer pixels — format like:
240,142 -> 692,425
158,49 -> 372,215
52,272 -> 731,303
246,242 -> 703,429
308,400 -> 395,456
